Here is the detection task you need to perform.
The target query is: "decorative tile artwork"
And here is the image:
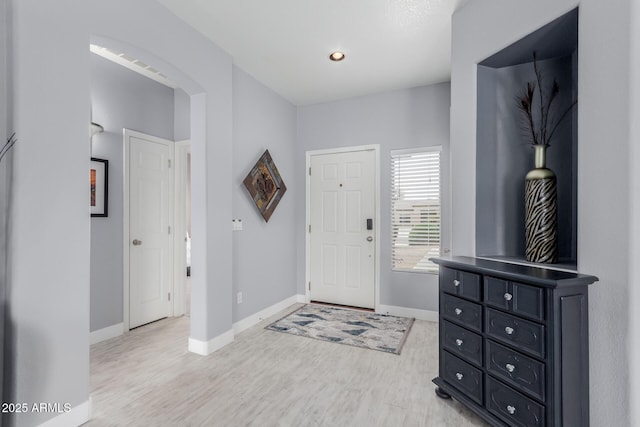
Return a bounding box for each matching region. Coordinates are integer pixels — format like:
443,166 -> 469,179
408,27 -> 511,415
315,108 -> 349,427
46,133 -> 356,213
243,150 -> 287,222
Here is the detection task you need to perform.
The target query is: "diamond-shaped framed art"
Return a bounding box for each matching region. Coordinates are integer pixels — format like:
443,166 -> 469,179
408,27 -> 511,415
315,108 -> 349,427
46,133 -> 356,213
243,150 -> 287,222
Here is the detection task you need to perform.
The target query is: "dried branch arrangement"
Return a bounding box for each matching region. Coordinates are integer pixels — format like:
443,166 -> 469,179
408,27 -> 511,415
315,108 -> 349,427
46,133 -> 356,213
0,132 -> 16,164
517,52 -> 577,147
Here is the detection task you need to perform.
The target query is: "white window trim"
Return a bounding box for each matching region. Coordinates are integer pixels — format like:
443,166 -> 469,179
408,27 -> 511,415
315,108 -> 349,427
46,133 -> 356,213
391,146 -> 442,274
391,145 -> 442,156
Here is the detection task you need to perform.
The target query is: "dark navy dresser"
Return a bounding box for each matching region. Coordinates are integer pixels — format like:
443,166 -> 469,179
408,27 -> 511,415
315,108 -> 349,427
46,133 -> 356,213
431,256 -> 598,427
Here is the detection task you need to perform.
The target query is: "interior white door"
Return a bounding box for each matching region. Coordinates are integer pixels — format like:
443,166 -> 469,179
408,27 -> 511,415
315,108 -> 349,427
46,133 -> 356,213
128,132 -> 173,328
309,149 -> 376,308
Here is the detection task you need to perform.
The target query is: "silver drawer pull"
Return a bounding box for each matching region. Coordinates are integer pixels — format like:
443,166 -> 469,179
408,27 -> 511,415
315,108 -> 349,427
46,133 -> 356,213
455,339 -> 463,347
505,326 -> 514,335
453,279 -> 461,287
507,405 -> 516,415
455,372 -> 464,381
505,363 -> 515,373
455,308 -> 463,316
504,292 -> 513,301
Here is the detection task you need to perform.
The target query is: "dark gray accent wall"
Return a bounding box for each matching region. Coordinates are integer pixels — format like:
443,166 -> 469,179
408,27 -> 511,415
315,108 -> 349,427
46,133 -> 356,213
476,55 -> 576,264
232,66 -> 297,322
296,83 -> 451,312
90,53 -> 175,332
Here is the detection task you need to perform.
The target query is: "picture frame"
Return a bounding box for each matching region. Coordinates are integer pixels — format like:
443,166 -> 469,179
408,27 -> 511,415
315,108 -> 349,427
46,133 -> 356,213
90,157 -> 109,217
243,150 -> 287,222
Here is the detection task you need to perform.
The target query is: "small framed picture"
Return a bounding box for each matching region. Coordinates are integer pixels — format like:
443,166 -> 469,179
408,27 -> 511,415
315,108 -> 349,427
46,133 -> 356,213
90,157 -> 109,217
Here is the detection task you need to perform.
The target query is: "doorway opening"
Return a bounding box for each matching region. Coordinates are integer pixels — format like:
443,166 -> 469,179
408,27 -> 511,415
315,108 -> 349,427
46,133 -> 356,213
175,141 -> 191,318
89,40 -> 194,340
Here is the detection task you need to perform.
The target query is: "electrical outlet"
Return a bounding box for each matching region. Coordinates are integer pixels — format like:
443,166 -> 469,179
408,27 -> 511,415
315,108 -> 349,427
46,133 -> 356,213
232,219 -> 243,231
237,291 -> 243,304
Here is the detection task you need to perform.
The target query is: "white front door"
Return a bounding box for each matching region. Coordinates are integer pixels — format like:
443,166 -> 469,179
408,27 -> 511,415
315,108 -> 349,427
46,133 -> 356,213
127,130 -> 174,329
309,149 -> 376,309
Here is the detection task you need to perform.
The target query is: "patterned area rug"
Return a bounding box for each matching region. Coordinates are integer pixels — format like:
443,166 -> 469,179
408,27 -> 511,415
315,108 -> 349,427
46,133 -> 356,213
266,304 -> 415,355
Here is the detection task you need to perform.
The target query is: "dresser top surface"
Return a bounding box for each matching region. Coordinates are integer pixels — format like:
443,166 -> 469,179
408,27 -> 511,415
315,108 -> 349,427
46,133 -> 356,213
431,256 -> 598,287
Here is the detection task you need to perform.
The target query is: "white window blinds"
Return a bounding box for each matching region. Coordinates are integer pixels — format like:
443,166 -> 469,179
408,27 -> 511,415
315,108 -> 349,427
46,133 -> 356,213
391,147 -> 441,273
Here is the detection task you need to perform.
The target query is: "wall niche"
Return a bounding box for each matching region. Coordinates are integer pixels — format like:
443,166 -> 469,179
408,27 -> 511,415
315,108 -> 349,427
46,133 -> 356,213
475,8 -> 578,270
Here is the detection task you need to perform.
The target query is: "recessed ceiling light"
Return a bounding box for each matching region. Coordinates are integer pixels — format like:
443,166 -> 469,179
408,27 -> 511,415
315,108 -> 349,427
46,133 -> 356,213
329,51 -> 345,62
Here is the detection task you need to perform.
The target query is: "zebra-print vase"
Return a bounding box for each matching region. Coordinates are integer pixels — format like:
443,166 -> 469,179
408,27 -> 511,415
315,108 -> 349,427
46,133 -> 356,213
524,145 -> 558,263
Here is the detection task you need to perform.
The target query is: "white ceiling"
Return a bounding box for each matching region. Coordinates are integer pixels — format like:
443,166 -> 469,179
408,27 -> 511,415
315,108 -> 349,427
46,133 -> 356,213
156,0 -> 468,106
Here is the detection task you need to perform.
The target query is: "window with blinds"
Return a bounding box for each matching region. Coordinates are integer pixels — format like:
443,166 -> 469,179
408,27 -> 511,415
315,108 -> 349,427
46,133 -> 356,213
391,147 -> 441,273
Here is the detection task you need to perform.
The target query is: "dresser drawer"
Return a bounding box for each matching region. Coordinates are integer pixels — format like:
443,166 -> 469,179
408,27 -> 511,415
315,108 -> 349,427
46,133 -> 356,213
442,351 -> 483,405
486,308 -> 545,359
486,376 -> 545,427
485,277 -> 545,321
486,340 -> 545,401
442,321 -> 482,367
442,293 -> 482,332
440,267 -> 481,301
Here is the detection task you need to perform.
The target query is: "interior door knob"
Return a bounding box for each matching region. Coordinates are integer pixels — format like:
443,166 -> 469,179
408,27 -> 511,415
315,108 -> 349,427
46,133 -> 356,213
132,239 -> 143,246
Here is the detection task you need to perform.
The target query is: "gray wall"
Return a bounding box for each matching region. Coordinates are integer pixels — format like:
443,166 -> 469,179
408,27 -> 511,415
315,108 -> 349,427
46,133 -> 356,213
296,83 -> 451,312
174,88 -> 190,141
6,1 -> 91,425
0,0 -> 9,411
89,53 -> 175,333
451,1 -> 635,425
4,0 -> 237,424
0,0 -> 6,140
232,67 -> 297,322
629,1 -> 640,422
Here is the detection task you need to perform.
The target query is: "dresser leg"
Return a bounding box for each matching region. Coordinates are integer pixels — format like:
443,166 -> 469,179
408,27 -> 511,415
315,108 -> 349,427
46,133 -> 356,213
435,386 -> 451,399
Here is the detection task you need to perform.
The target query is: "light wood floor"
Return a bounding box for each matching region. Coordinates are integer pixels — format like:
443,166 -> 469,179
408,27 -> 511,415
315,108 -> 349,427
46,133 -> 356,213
87,304 -> 487,426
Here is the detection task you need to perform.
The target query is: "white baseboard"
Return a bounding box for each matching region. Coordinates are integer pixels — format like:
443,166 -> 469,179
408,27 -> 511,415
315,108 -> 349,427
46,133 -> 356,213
188,294 -> 305,356
37,398 -> 91,427
296,293 -> 308,303
90,323 -> 124,345
188,329 -> 234,356
233,294 -> 302,335
377,304 -> 439,322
